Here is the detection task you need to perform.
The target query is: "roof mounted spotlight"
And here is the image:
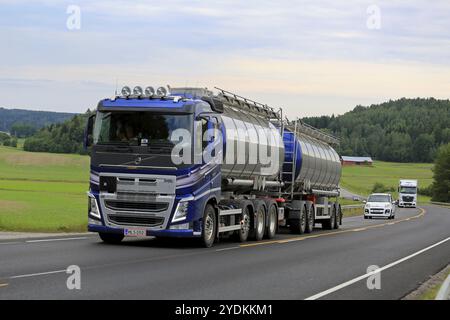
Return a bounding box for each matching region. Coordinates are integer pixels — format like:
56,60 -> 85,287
121,86 -> 131,98
157,86 -> 169,97
144,86 -> 155,98
133,86 -> 143,97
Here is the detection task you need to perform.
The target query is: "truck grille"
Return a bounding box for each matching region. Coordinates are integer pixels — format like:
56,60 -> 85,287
402,196 -> 414,202
108,215 -> 164,227
105,200 -> 168,212
370,208 -> 385,214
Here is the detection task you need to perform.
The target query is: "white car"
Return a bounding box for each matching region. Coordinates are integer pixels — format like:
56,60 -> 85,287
364,193 -> 396,220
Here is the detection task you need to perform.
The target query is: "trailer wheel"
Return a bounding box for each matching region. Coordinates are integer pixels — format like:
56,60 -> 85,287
99,233 -> 124,244
305,205 -> 314,234
290,206 -> 306,234
334,204 -> 341,229
251,200 -> 266,241
266,202 -> 278,239
322,206 -> 335,230
201,204 -> 217,248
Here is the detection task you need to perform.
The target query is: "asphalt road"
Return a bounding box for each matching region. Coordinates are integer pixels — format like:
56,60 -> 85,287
0,205 -> 449,300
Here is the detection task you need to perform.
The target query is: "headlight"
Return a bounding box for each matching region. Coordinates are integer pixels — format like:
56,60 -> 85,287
172,199 -> 192,223
365,204 -> 370,209
88,195 -> 101,220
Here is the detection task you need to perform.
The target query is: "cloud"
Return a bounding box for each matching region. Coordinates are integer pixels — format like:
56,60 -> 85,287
0,0 -> 450,115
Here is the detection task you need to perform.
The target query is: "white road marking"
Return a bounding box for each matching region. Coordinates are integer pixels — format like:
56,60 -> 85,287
9,269 -> 67,279
26,237 -> 88,243
305,236 -> 450,300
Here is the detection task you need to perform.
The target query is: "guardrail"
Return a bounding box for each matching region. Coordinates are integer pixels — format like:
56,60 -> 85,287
436,275 -> 450,300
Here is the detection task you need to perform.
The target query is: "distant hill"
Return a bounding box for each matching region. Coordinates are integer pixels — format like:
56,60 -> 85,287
0,107 -> 76,134
302,98 -> 450,163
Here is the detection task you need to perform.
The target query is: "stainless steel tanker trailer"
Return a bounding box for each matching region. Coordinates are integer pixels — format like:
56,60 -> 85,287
85,86 -> 342,247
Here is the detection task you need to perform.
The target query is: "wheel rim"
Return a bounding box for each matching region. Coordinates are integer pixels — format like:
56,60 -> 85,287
241,211 -> 250,235
269,209 -> 276,234
257,209 -> 264,235
204,213 -> 214,240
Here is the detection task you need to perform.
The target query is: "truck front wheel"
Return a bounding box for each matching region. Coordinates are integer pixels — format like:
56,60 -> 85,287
201,204 -> 217,248
99,232 -> 124,244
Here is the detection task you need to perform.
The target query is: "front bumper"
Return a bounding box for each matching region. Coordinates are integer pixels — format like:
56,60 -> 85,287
364,208 -> 393,218
88,224 -> 201,238
399,202 -> 416,207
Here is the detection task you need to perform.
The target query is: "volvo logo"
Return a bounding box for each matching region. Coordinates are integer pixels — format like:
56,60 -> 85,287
134,156 -> 142,165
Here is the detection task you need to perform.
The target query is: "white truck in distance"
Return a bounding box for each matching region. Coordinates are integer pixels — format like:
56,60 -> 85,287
398,179 -> 418,208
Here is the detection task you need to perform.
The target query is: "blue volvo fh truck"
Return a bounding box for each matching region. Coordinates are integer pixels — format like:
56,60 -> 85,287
85,86 -> 342,247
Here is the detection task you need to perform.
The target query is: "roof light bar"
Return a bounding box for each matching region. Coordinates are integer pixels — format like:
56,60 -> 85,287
144,86 -> 155,97
121,86 -> 131,97
133,86 -> 143,97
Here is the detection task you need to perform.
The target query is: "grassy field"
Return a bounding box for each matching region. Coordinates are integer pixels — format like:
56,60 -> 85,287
341,161 -> 434,203
0,146 -> 89,232
0,146 -> 435,232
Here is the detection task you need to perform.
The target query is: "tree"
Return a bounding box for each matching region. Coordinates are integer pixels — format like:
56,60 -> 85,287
431,143 -> 450,202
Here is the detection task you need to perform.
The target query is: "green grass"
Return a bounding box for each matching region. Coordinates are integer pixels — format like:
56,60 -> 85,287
341,161 -> 434,204
0,146 -> 89,232
418,270 -> 450,300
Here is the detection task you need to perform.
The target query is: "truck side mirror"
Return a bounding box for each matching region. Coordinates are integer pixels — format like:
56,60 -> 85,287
84,114 -> 95,150
363,200 -> 367,204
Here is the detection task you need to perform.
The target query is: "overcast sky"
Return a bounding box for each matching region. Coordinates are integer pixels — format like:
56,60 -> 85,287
1,0 -> 449,118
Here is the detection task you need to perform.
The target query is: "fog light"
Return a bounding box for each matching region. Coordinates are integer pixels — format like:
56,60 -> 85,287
88,195 -> 101,220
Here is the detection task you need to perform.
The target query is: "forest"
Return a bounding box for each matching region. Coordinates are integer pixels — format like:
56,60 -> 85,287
302,98 -> 450,163
0,107 -> 75,134
23,112 -> 92,154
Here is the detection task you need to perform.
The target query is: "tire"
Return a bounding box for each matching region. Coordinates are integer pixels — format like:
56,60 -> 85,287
364,215 -> 368,220
265,202 -> 278,239
322,207 -> 335,230
201,204 -> 217,248
334,205 -> 340,229
305,205 -> 314,234
99,232 -> 124,244
251,200 -> 266,241
238,204 -> 251,242
290,206 -> 306,234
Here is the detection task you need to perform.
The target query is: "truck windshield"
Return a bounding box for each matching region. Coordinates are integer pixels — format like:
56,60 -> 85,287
400,186 -> 417,194
368,195 -> 390,202
93,111 -> 192,146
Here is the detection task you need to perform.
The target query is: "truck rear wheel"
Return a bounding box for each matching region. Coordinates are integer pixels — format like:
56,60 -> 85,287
266,202 -> 278,239
305,205 -> 314,233
238,204 -> 251,242
201,204 -> 217,248
290,206 -> 306,234
251,200 -> 266,241
99,232 -> 124,244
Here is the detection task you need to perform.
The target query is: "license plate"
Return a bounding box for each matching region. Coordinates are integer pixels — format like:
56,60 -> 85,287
124,228 -> 147,237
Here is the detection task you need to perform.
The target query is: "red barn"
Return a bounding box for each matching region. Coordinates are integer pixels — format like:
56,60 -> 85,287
341,156 -> 373,166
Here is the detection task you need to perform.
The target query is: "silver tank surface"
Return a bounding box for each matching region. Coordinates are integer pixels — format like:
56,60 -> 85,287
220,105 -> 284,180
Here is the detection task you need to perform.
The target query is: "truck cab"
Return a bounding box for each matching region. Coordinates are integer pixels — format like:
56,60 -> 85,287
398,179 -> 418,208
